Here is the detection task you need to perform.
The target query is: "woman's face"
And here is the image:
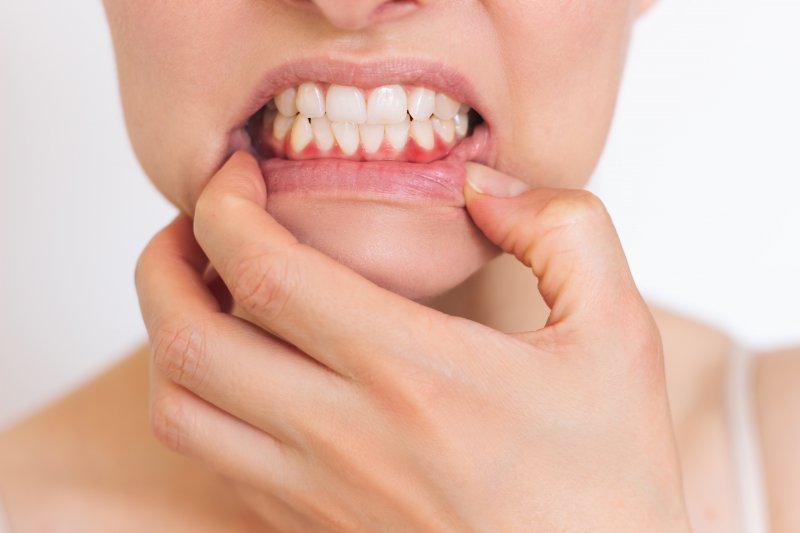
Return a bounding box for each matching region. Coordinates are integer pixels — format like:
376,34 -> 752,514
103,0 -> 650,300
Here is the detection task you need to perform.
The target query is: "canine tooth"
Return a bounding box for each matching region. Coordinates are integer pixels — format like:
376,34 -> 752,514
275,87 -> 298,116
432,117 -> 455,143
326,85 -> 367,124
458,103 -> 470,114
273,113 -> 294,141
367,85 -> 407,124
434,93 -> 460,120
311,117 -> 334,151
410,119 -> 434,150
359,124 -> 384,153
408,87 -> 435,121
331,122 -> 359,155
296,83 -> 325,118
290,116 -> 313,152
385,117 -> 410,150
453,112 -> 469,137
266,99 -> 277,111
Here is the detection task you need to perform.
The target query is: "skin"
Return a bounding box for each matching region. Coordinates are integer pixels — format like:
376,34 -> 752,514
3,0 -> 795,531
102,0 -> 651,299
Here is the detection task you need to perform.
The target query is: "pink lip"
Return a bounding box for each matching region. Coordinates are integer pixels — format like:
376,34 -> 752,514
261,122 -> 492,207
228,58 -> 497,206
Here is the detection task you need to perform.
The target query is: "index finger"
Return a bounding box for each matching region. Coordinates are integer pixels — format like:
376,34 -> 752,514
192,151 -> 451,379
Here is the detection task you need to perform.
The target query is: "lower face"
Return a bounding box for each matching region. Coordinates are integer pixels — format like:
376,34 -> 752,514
103,0 -> 639,301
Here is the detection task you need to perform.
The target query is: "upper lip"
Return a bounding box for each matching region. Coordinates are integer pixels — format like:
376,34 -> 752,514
229,57 -> 493,154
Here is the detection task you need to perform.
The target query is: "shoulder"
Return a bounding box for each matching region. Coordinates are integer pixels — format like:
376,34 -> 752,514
649,307 -> 734,422
752,347 -> 800,533
0,348 -> 261,532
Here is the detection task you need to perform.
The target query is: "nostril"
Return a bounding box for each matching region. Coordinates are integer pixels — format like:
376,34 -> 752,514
301,0 -> 423,31
370,0 -> 423,23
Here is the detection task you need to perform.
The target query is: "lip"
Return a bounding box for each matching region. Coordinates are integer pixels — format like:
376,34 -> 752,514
261,121 -> 492,207
225,57 -> 498,206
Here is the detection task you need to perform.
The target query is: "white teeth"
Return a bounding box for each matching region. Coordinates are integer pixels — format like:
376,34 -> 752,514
410,119 -> 434,150
275,87 -> 298,116
359,124 -> 384,153
331,122 -> 359,155
385,117 -> 410,150
296,83 -> 325,118
434,93 -> 460,120
273,113 -> 294,141
432,117 -> 455,143
453,112 -> 469,138
269,83 -> 472,154
311,117 -> 335,151
326,85 -> 367,124
290,116 -> 313,153
407,87 -> 435,121
366,85 -> 408,125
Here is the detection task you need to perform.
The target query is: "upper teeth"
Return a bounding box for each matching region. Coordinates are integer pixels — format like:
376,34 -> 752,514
265,82 -> 472,155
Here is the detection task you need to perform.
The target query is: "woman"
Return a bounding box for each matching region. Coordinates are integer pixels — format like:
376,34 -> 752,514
0,0 -> 797,531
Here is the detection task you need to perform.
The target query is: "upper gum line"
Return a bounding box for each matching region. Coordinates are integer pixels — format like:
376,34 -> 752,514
261,82 -> 473,160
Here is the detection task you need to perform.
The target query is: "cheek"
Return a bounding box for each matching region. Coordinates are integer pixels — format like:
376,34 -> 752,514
491,1 -> 635,187
103,0 -> 258,213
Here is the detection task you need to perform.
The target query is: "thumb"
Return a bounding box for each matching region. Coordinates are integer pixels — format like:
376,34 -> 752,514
463,162 -> 649,342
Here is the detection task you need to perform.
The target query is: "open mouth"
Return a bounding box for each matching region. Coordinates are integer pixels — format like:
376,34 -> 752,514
246,83 -> 485,163
230,60 -> 494,206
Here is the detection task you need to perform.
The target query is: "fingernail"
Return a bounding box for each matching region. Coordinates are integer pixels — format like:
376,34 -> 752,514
465,162 -> 532,198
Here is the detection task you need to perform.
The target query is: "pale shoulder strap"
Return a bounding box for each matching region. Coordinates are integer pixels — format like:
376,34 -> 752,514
727,345 -> 770,533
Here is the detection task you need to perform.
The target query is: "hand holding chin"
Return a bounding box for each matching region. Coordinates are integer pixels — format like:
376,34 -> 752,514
135,151 -> 691,531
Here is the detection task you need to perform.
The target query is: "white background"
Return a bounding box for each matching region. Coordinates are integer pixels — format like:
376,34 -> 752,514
1,1 -> 799,428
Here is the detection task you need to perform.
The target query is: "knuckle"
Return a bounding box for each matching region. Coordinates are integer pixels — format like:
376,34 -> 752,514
229,249 -> 294,321
150,392 -> 191,453
374,356 -> 452,427
537,190 -> 608,231
151,319 -> 209,390
628,315 -> 666,383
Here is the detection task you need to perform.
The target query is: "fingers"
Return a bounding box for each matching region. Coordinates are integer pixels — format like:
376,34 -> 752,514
192,151 -> 449,380
136,214 -> 350,447
149,369 -> 299,497
464,163 -> 653,345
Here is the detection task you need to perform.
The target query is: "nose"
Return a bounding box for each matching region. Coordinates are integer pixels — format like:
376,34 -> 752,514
303,0 -> 426,31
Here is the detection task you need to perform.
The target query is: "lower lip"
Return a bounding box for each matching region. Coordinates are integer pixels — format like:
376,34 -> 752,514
259,123 -> 492,208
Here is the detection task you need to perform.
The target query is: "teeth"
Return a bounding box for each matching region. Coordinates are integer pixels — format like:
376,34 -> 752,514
273,113 -> 294,141
385,117 -> 410,150
366,85 -> 408,125
311,117 -> 335,151
331,122 -> 359,155
296,83 -> 325,118
326,85 -> 367,124
290,116 -> 313,153
434,93 -> 460,120
410,119 -> 434,150
268,83 -> 473,155
432,117 -> 455,143
359,124 -> 384,153
407,87 -> 435,121
453,112 -> 469,138
275,87 -> 298,116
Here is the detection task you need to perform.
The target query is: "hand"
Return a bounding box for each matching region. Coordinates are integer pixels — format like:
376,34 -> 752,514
135,152 -> 691,532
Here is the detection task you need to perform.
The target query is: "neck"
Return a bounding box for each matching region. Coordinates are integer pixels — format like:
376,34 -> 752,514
423,253 -> 550,333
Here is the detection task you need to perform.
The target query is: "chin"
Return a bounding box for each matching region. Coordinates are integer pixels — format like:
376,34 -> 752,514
266,195 -> 498,301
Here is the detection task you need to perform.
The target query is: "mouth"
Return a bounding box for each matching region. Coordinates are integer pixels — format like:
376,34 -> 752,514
228,59 -> 496,207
